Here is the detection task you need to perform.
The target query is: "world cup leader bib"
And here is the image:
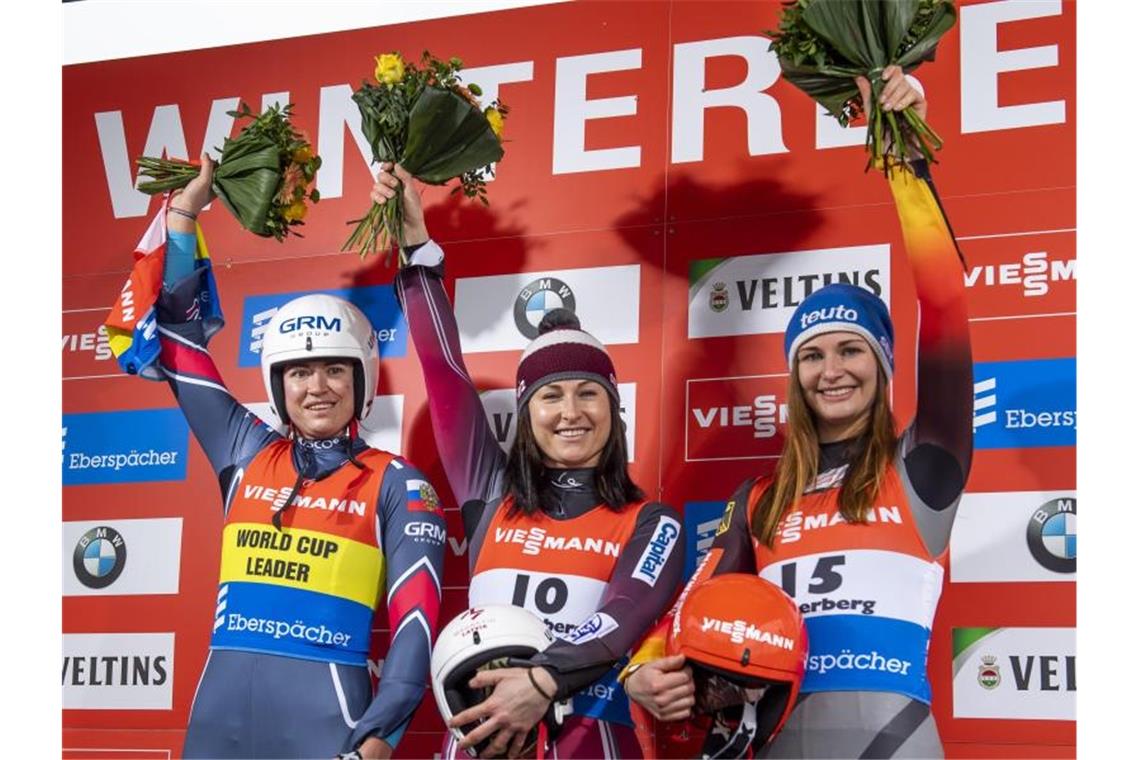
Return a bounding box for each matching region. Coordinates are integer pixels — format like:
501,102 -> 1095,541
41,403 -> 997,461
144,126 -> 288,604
470,498 -> 647,720
749,465 -> 943,703
212,440 -> 393,666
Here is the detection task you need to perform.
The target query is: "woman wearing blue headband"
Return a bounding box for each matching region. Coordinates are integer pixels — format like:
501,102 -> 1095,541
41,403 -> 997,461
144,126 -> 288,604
623,68 -> 973,758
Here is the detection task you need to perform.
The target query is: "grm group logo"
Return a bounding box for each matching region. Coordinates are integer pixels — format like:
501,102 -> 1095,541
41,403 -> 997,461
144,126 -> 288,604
238,285 -> 406,367
972,358 -> 1075,449
688,244 -> 890,339
63,409 -> 189,485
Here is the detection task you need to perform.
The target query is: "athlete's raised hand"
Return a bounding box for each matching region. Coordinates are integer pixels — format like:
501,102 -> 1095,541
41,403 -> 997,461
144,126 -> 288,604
370,162 -> 429,247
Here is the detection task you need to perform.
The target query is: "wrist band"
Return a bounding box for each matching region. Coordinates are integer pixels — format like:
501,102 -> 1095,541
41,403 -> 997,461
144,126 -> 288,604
527,667 -> 554,701
168,206 -> 198,221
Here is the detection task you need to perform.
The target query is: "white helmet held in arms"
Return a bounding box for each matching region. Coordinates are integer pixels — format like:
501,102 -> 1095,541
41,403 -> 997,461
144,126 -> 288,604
259,294 -> 379,426
431,605 -> 568,757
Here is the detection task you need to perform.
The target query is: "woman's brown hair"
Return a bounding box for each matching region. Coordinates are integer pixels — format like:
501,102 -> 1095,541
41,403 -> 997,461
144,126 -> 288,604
750,360 -> 898,546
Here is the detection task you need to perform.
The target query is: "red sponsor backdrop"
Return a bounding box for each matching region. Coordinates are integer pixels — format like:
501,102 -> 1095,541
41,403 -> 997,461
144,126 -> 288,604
63,1 -> 1075,756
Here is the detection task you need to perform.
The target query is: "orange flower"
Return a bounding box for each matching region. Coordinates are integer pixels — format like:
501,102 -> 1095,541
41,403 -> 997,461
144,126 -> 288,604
292,145 -> 313,163
276,163 -> 305,204
283,200 -> 307,222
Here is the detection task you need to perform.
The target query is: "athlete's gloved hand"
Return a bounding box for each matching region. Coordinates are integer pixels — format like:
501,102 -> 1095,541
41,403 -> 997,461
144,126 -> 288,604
370,162 -> 429,247
624,653 -> 696,722
450,666 -> 556,758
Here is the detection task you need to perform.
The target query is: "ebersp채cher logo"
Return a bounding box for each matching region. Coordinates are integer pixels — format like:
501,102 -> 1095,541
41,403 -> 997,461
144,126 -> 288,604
971,358 -> 1075,449
63,409 -> 189,485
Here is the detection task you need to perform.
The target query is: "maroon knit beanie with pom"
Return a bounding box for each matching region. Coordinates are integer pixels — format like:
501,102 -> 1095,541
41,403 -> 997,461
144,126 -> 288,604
515,308 -> 618,408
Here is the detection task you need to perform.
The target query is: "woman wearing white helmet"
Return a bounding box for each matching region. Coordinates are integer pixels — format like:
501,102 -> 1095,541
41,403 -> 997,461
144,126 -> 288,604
110,159 -> 448,759
374,164 -> 686,758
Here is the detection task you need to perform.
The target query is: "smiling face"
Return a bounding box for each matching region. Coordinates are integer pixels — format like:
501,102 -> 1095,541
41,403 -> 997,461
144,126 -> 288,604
795,331 -> 881,442
527,378 -> 613,468
281,359 -> 356,440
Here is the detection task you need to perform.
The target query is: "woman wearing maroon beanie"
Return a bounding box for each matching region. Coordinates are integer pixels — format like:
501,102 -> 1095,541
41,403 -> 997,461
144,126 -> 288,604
377,163 -> 684,759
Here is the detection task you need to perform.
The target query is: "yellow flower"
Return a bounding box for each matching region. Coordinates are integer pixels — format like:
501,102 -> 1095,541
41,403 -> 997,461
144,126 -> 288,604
283,200 -> 307,222
291,145 -> 313,163
485,108 -> 504,139
374,53 -> 405,85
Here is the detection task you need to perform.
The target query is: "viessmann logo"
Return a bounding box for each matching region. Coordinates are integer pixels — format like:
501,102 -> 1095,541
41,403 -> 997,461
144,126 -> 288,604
63,410 -> 189,485
492,526 -> 622,558
972,358 -> 1075,449
238,285 -> 406,367
686,374 -> 789,462
688,244 -> 890,338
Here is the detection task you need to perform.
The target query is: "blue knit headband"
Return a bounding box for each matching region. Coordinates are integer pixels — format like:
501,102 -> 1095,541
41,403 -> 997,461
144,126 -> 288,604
784,284 -> 894,377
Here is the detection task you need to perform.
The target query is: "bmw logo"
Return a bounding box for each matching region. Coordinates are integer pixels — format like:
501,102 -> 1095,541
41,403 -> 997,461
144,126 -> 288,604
1026,497 -> 1075,574
73,526 -> 127,589
513,277 -> 576,339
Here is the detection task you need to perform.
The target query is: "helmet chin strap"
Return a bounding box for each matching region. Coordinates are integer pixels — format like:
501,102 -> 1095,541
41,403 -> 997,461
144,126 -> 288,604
705,700 -> 760,759
274,419 -> 364,531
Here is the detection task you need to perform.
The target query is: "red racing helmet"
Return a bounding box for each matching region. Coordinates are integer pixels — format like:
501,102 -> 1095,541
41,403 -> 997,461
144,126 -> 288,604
666,573 -> 808,757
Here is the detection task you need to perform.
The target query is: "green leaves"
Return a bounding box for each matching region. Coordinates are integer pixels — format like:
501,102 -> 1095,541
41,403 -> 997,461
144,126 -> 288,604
344,51 -> 508,261
767,0 -> 956,169
135,101 -> 321,241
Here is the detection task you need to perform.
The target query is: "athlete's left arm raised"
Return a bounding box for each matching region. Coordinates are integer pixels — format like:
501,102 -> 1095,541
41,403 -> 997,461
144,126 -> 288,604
887,158 -> 974,556
528,503 -> 685,698
348,460 -> 447,750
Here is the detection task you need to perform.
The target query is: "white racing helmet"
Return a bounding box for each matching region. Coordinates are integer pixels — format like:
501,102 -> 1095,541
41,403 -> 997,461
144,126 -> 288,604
431,605 -> 568,757
259,294 -> 379,426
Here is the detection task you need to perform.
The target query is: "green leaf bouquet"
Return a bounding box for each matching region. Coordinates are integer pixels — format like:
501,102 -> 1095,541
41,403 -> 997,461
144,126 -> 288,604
768,0 -> 957,169
135,102 -> 322,241
343,51 -> 508,264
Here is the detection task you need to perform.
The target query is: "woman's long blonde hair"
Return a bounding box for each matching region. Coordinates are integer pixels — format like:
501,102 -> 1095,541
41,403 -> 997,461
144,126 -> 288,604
750,359 -> 898,546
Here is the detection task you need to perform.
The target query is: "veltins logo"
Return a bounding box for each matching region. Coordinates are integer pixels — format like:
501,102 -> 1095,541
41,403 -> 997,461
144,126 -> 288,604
972,358 -> 1075,449
454,265 -> 640,353
63,410 -> 189,485
686,374 -> 788,462
683,501 -> 727,580
238,285 -> 406,367
688,244 -> 890,338
479,383 -> 637,461
513,277 -> 577,339
62,632 -> 175,710
244,396 -> 405,455
950,491 -> 1076,583
952,627 -> 1075,721
63,518 -> 183,597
